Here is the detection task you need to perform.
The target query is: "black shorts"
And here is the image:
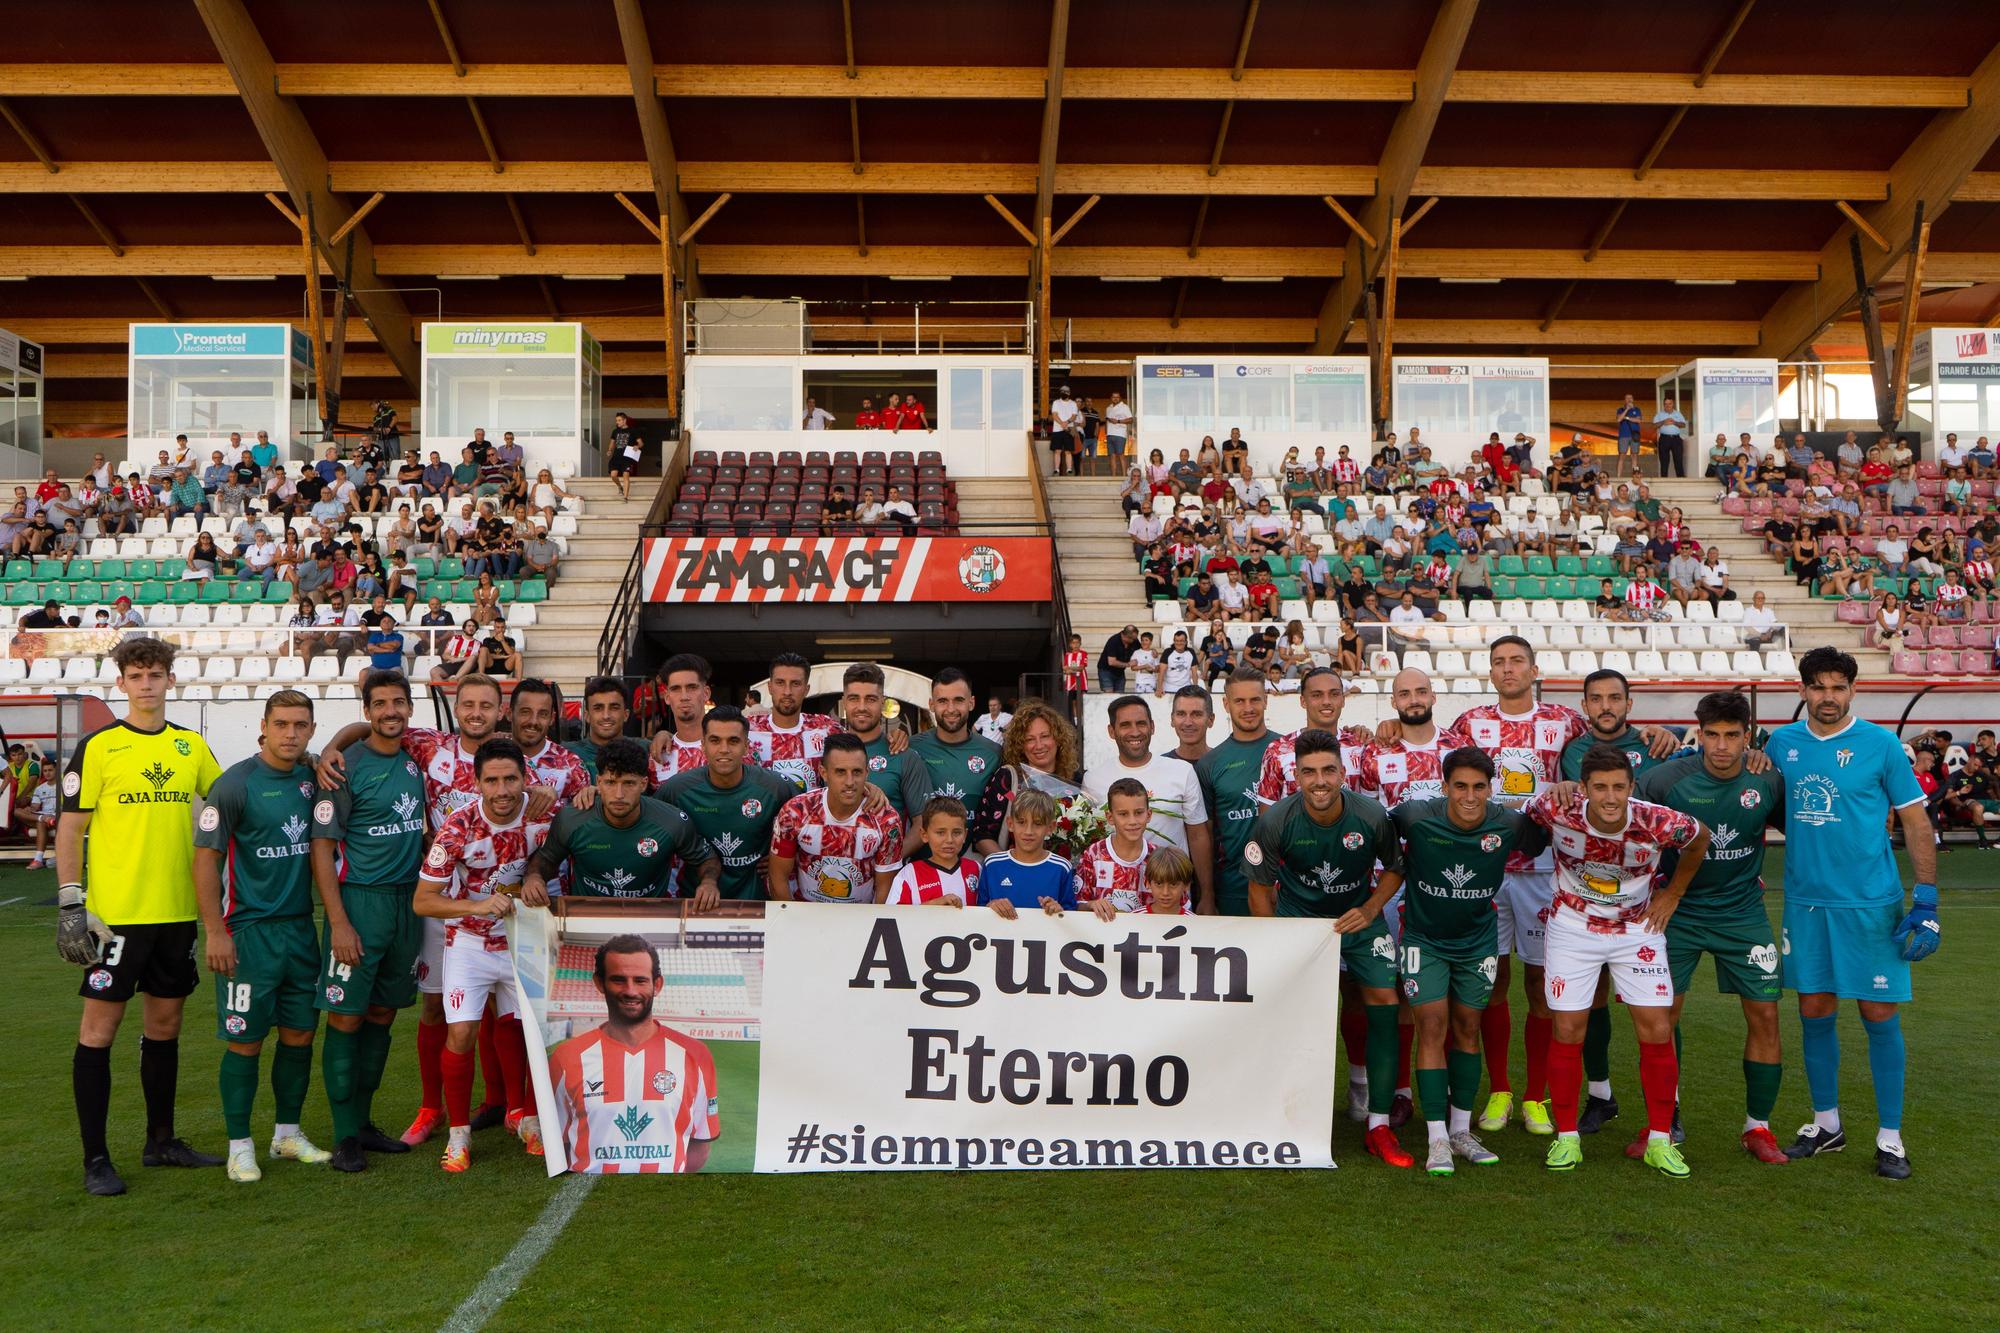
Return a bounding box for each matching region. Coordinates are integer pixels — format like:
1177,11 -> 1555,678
608,454 -> 637,476
1049,430 -> 1075,453
78,921 -> 200,1003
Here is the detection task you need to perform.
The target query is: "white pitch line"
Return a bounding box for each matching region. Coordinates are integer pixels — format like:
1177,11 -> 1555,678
439,1172 -> 596,1333
0,896 -> 24,907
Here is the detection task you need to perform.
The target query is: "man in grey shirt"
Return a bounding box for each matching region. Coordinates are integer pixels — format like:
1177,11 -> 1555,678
1887,465 -> 1926,516
1666,549 -> 1703,607
1362,503 -> 1397,550
295,552 -> 335,597
520,528 -> 561,579
1455,547 -> 1494,605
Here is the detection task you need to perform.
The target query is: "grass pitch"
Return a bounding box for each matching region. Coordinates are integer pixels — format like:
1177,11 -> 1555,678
3,854 -> 1997,1332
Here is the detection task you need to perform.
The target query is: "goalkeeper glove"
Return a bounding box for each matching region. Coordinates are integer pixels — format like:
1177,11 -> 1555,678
1896,883 -> 1940,963
56,884 -> 114,967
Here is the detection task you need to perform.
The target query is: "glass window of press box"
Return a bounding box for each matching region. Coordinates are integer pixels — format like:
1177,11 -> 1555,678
129,355 -> 313,442
426,356 -> 580,438
0,336 -> 42,458
688,364 -> 794,431
800,369 -> 941,427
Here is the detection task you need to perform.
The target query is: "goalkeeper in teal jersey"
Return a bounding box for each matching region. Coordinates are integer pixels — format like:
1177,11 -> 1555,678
1767,648 -> 1935,1179
1634,692 -> 1790,1165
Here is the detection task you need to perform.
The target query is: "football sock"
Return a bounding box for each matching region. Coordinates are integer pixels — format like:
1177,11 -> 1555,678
1743,1059 -> 1782,1125
1367,1112 -> 1388,1131
322,1025 -> 361,1142
1801,1012 -> 1841,1116
1364,1005 -> 1400,1115
1582,1005 -> 1613,1086
1447,1106 -> 1471,1136
1524,1013 -> 1554,1103
416,1018 -> 445,1112
220,1049 -> 260,1140
271,1041 -> 313,1128
1547,1037 -> 1583,1134
1876,1127 -> 1905,1154
1862,1014 -> 1905,1133
138,1035 -> 179,1143
495,1016 -> 530,1116
1447,1047 -> 1483,1115
1396,1020 -> 1414,1096
1339,1002 -> 1369,1081
477,1012 -> 504,1109
356,1020 -> 394,1128
74,1042 -> 112,1163
1480,999 -> 1513,1094
1416,1067 -> 1450,1135
441,1046 -> 476,1129
1638,1040 -> 1679,1143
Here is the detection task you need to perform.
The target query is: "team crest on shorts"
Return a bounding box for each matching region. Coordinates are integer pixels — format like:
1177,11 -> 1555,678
1342,831 -> 1365,850
174,738 -> 191,756
1548,975 -> 1566,998
1479,833 -> 1502,852
1739,788 -> 1761,808
87,968 -> 113,991
741,798 -> 762,817
967,756 -> 987,773
1636,945 -> 1658,963
636,838 -> 659,857
224,1014 -> 247,1035
449,988 -> 466,1009
1402,977 -> 1419,999
958,546 -> 1006,594
652,1069 -> 677,1096
324,984 -> 345,1004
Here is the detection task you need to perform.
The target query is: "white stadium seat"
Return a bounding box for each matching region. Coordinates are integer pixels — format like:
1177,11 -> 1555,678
272,657 -> 307,682
307,657 -> 341,681
1699,651 -> 1731,676
1634,650 -> 1667,676
1732,651 -> 1766,677
201,657 -> 237,682
1566,650 -> 1598,675
1600,650 -> 1632,675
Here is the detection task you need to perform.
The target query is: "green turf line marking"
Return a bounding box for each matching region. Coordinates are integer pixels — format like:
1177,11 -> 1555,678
439,1172 -> 596,1333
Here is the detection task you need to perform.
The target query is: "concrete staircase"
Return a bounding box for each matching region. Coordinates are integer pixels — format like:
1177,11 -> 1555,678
1644,477 -> 1892,676
1046,475 -> 1151,650
518,477 -> 653,691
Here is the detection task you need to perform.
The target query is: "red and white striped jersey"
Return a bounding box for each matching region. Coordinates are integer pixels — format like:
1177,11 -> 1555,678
1524,790 -> 1701,932
1965,559 -> 1994,583
1454,701 -> 1587,871
421,801 -> 551,951
1351,726 -> 1468,808
886,856 -> 981,906
1071,835 -> 1194,913
748,712 -> 837,791
402,727 -> 482,826
1625,580 -> 1666,611
771,789 -> 905,903
648,732 -> 707,788
1257,727 -> 1368,803
1332,458 -> 1360,483
522,739 -> 590,805
548,1023 -> 718,1174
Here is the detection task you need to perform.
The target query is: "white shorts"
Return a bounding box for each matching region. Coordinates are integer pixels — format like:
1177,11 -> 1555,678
1383,883 -> 1407,947
415,917 -> 447,995
1494,871 -> 1554,963
1541,909 -> 1672,1011
441,941 -> 519,1024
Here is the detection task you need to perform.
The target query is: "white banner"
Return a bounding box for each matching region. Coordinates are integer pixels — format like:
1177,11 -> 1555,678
752,903 -> 1342,1172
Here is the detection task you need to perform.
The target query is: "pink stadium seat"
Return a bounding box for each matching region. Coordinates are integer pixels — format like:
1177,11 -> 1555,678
1747,498 -> 1772,516
1852,538 -> 1878,555
1961,651 -> 1996,674
1918,479 -> 1945,497
1720,496 -> 1747,515
1820,535 -> 1847,552
1926,625 -> 1960,649
1892,649 -> 1927,675
1925,649 -> 1958,674
1835,601 -> 1873,624
1961,623 -> 1995,649
1974,480 -> 1996,498
1916,460 -> 1943,479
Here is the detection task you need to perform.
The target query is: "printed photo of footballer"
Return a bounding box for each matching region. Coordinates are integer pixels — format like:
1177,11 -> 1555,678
520,913 -> 766,1176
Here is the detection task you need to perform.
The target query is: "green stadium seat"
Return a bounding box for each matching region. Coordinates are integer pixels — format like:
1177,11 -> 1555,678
1496,554 -> 1526,576
413,557 -> 437,579
132,581 -> 166,606
1609,577 -> 1630,597
1489,575 -> 1515,598
40,582 -> 70,604
1275,577 -> 1302,600
496,580 -> 519,601
452,580 -> 479,603
66,558 -> 94,580
198,580 -> 230,604
516,578 -> 548,603
1525,554 -> 1555,576
438,557 -> 466,580
167,581 -> 198,604
1584,554 -> 1616,578
70,582 -> 103,605
127,559 -> 156,580
262,581 -> 292,604
230,579 -> 261,603
1555,555 -> 1585,577
1545,576 -> 1575,599
93,559 -> 126,581
1355,555 -> 1380,579
100,580 -> 135,605
2,560 -> 28,583
157,558 -> 185,580
32,558 -> 64,580
1514,576 -> 1546,599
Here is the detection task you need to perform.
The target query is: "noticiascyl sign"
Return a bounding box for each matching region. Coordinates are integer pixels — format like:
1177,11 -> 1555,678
423,323 -> 579,356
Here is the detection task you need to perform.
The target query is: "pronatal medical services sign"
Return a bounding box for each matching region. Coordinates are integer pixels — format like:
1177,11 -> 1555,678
642,535 -> 1053,603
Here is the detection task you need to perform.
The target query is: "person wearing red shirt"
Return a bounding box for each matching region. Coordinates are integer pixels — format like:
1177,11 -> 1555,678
33,469 -> 62,505
899,394 -> 931,433
854,397 -> 881,430
880,393 -> 904,434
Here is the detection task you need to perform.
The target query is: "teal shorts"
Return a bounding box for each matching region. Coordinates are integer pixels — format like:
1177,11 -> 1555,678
315,883 -> 422,1015
1398,925 -> 1500,1008
1667,908 -> 1781,1000
216,916 -> 319,1043
1781,899 -> 1911,1003
1338,918 -> 1398,991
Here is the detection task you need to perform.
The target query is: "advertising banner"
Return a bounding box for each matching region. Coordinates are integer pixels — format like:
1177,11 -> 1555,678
422,323 -> 579,355
1143,363 -> 1215,379
641,535 -> 1053,603
131,324 -> 289,357
511,902 -> 1341,1176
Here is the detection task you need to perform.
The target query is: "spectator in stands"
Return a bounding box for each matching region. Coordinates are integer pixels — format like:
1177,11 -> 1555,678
428,618 -> 483,681
1244,499 -> 1287,557
1216,570 -> 1252,621
1242,555 -> 1281,619
13,509 -> 54,557
1297,541 -> 1331,612
1195,624 -> 1231,687
1454,545 -> 1494,608
1887,464 -> 1925,516
1119,467 -> 1148,516
1125,500 -> 1164,560
853,486 -> 885,527
1970,436 -> 1997,475
1614,394 -> 1643,477
1707,434 -> 1735,486
1735,590 -> 1779,649
0,502 -> 27,553
476,618 -> 520,679
1818,543 -> 1873,600
416,450 -> 449,498
1588,578 -> 1623,621
1781,434 -> 1814,480
184,531 -> 227,581
1614,525 -> 1652,578
520,526 -> 561,583
1098,626 -> 1139,694
145,450 -> 176,488
1695,547 -> 1735,608
1908,526 -> 1945,576
1623,572 -> 1669,622
19,598 -> 63,631
1216,427 -> 1246,476
349,551 -> 385,601
1936,570 -> 1972,622
93,480 -> 136,536
351,468 -> 387,515
198,450 -> 229,493
166,467 -> 206,519
1177,570 -> 1217,620
393,450 -> 425,498
822,484 -> 855,524
1048,387 -> 1082,476
450,446 -> 480,498
1162,448 -> 1197,498
1282,468 -> 1320,513
1653,398 -> 1688,477
880,485 -> 918,534
296,549 -> 337,600
50,520 -> 81,561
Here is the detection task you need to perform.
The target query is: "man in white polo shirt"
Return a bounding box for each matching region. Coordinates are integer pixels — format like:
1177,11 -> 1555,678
1083,695 -> 1215,913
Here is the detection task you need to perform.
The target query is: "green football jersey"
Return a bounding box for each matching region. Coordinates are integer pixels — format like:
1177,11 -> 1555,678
1560,726 -> 1666,783
1636,754 -> 1785,920
535,796 -> 712,898
660,765 -> 799,899
195,756 -> 319,927
570,736 -> 606,779
908,730 -> 1001,811
1195,731 -> 1276,915
311,742 -> 427,887
1390,798 -> 1549,940
860,732 -> 933,821
1244,789 -> 1400,919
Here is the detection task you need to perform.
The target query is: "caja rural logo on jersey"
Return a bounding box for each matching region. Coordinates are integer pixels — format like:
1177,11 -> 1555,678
122,762 -> 191,806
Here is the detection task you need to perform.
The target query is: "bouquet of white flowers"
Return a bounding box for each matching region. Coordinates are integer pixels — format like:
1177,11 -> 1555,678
1014,766 -> 1108,861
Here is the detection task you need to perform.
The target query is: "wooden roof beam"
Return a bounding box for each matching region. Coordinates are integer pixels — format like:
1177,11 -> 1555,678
189,0 -> 419,389
1033,0 -> 1073,234
609,0 -> 690,247
1315,0 -> 1480,352
1754,40 -> 2000,360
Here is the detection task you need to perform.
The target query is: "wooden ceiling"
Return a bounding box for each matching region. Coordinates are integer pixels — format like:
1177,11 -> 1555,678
5,0 -> 2000,425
